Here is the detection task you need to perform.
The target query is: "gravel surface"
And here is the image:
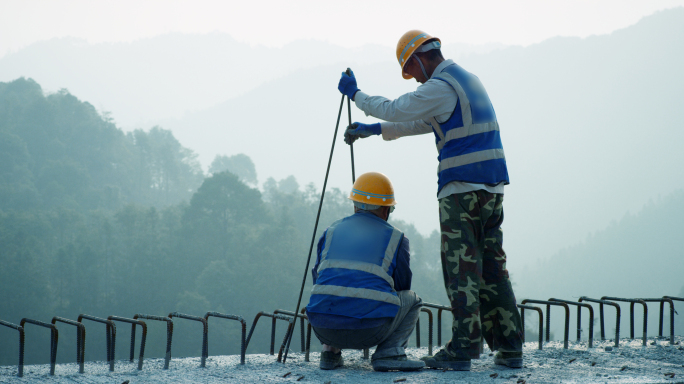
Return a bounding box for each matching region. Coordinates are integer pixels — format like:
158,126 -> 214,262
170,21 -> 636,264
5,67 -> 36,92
2,337 -> 683,383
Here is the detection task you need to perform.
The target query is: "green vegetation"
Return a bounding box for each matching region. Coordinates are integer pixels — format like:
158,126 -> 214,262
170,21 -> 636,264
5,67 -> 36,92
0,78 -> 446,366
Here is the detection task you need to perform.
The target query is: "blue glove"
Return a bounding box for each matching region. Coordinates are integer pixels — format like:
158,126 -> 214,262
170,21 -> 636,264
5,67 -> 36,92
344,122 -> 381,145
338,70 -> 359,100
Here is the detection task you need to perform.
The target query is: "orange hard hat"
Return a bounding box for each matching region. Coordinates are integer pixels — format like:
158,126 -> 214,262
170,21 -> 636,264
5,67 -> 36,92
349,172 -> 396,207
396,30 -> 441,80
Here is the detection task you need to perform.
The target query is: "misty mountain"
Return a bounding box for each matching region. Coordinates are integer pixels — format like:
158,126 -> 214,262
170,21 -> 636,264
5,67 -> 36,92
514,188 -> 684,341
0,33 -> 503,127
516,188 -> 684,299
151,8 -> 684,275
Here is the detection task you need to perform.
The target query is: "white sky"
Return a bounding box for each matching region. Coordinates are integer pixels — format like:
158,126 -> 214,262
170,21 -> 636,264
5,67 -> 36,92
2,0 -> 684,56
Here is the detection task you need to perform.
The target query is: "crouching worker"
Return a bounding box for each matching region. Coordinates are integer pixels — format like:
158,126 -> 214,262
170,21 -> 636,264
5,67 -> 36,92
305,172 -> 425,372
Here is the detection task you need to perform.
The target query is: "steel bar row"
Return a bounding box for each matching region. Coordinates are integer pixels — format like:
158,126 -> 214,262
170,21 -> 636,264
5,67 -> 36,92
1,296 -> 681,377
412,296 -> 681,353
1,310 -> 247,377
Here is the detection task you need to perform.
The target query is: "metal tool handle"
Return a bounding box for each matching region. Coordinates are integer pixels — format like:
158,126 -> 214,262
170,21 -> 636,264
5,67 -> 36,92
346,68 -> 356,183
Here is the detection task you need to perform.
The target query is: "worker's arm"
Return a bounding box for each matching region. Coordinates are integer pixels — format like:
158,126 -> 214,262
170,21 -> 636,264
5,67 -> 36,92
353,79 -> 456,123
392,236 -> 412,291
379,120 -> 433,141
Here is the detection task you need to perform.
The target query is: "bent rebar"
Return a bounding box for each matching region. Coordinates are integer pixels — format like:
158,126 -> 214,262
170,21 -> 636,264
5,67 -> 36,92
579,297 -> 620,347
548,298 -> 594,348
635,298 -> 675,344
245,312 -> 293,354
273,309 -> 308,353
204,312 -> 247,365
20,318 -> 58,375
663,296 -> 683,344
521,299 -> 570,349
51,317 -> 86,373
601,297 -> 647,346
415,307 -> 434,356
108,316 -> 146,370
0,319 -> 25,377
134,314 -> 173,369
517,304 -> 543,350
168,312 -> 208,368
422,302 -> 452,346
301,308 -> 312,362
283,89 -> 347,363
78,314 -> 116,371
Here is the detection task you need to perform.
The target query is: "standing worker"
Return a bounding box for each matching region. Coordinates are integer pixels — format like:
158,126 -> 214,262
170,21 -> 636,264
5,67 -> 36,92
337,30 -> 523,371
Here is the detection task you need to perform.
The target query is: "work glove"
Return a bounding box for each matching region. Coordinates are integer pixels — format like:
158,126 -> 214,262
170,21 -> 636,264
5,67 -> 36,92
344,122 -> 381,145
338,70 -> 360,100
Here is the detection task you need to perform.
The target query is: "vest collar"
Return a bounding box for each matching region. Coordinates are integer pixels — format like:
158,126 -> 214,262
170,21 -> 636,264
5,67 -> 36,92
430,59 -> 455,80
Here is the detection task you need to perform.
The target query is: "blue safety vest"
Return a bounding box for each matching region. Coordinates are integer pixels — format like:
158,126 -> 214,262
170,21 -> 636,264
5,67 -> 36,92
432,63 -> 509,192
306,212 -> 404,320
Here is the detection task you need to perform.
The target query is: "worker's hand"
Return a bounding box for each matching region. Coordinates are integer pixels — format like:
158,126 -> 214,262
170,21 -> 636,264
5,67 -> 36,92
338,70 -> 360,100
344,122 -> 381,145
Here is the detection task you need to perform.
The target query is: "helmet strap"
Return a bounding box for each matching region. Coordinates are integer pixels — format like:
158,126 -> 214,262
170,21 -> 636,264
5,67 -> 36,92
414,55 -> 430,81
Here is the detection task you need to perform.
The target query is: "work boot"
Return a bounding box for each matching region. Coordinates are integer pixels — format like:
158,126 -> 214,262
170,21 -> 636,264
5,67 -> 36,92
319,351 -> 343,370
494,351 -> 523,368
372,355 -> 425,372
421,348 -> 471,371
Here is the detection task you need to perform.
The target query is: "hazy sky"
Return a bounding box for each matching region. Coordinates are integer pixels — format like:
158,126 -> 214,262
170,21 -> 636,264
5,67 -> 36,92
2,0 -> 684,56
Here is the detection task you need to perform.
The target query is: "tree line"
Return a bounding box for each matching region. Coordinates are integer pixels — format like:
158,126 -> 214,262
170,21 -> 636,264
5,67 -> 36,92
0,78 -> 447,366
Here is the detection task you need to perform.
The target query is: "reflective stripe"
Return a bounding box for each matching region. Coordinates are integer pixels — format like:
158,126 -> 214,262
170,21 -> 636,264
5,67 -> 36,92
439,73 -> 473,126
317,259 -> 394,289
382,229 -> 403,273
312,284 -> 401,306
351,188 -> 394,199
319,226 -> 336,263
439,148 -> 506,172
436,122 -> 500,152
400,33 -> 427,63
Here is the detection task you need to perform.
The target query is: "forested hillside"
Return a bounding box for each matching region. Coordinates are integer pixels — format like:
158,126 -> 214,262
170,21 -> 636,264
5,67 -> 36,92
515,189 -> 684,340
0,78 -> 446,366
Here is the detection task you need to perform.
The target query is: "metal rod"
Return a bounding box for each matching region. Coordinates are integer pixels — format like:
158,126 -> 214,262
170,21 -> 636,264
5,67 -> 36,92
0,319 -> 25,377
20,318 -> 59,376
282,92 -> 347,363
521,299 -> 570,349
601,297 -> 648,346
78,314 -> 116,371
579,297 -> 620,347
134,314 -> 173,369
51,317 -> 86,373
204,312 -> 247,365
346,68 -> 355,183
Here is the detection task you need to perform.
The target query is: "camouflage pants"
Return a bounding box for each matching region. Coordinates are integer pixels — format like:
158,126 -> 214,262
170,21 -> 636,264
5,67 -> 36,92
438,191 -> 523,359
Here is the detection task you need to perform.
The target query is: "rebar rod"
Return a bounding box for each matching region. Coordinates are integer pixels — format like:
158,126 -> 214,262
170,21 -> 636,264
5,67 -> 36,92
134,314 -> 173,369
51,317 -> 86,373
0,319 -> 25,377
108,316 -> 146,370
204,312 -> 247,365
521,299 -> 570,349
282,91 -> 347,363
20,318 -> 59,375
548,298 -> 594,348
517,304 -> 543,350
601,297 -> 647,346
78,314 -> 116,371
579,297 -> 620,347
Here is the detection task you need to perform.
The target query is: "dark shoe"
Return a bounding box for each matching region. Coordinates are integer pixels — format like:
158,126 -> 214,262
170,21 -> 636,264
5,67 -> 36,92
372,355 -> 425,372
420,349 -> 471,371
494,351 -> 523,368
320,351 -> 343,370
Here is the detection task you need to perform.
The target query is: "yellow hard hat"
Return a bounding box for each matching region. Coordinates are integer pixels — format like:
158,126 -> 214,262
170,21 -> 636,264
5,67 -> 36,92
396,30 -> 441,80
349,172 -> 396,207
